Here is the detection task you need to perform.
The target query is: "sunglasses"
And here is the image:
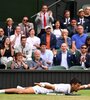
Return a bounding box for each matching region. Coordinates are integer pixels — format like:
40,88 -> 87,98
23,19 -> 28,22
81,47 -> 87,49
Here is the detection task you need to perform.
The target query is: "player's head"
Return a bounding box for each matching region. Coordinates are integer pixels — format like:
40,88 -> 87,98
70,78 -> 81,92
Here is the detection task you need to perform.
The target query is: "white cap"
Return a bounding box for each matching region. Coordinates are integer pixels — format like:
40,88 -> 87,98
45,25 -> 51,29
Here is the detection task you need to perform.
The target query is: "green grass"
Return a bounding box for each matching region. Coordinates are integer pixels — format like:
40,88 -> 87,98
0,90 -> 90,100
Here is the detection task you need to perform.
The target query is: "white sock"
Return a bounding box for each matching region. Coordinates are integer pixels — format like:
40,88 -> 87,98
0,90 -> 5,93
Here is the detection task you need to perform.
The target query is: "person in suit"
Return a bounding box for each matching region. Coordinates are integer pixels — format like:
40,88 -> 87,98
4,18 -> 16,37
19,16 -> 34,37
41,26 -> 56,50
53,43 -> 77,69
35,4 -> 54,36
77,9 -> 90,32
61,10 -> 71,28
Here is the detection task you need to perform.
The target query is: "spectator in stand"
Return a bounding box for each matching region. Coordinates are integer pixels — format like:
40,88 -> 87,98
61,10 -> 71,27
40,42 -> 53,67
53,20 -> 62,39
85,47 -> 90,68
53,43 -> 77,69
67,19 -> 78,37
41,25 -> 56,50
29,50 -> 48,70
56,29 -> 71,49
0,37 -> 14,69
77,9 -> 90,32
74,44 -> 88,68
0,28 -> 7,49
10,26 -> 22,48
27,28 -> 41,51
14,35 -> 32,61
72,25 -> 88,50
4,18 -> 16,37
19,16 -> 34,37
84,6 -> 90,21
35,4 -> 54,36
85,36 -> 90,49
11,52 -> 28,70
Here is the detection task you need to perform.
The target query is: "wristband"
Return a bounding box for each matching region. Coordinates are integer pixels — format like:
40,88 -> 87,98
40,83 -> 45,87
84,85 -> 88,88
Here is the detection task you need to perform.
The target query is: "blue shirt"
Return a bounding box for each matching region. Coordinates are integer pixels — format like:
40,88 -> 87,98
72,33 -> 88,49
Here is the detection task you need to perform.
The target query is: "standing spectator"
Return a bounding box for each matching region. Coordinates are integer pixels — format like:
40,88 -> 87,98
67,19 -> 78,37
0,28 -> 7,49
77,9 -> 90,32
56,29 -> 71,49
53,43 -> 77,69
72,25 -> 88,50
27,28 -> 41,51
29,50 -> 48,70
53,20 -> 62,39
35,4 -> 54,36
41,26 -> 56,50
11,52 -> 28,70
19,16 -> 34,37
14,35 -> 32,61
40,43 -> 53,67
61,10 -> 71,27
0,37 -> 14,68
4,18 -> 16,37
10,26 -> 22,48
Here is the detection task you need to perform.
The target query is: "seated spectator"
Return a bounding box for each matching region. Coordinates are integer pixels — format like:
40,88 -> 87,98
40,42 -> 53,67
19,16 -> 34,37
0,28 -> 7,49
0,37 -> 14,68
67,19 -> 78,37
11,52 -> 28,70
72,25 -> 88,50
75,44 -> 88,68
27,28 -> 41,51
56,29 -> 71,49
85,36 -> 90,49
53,43 -> 77,69
85,47 -> 90,68
41,26 -> 56,50
10,26 -> 22,48
4,18 -> 16,37
29,50 -> 48,70
14,35 -> 32,61
53,20 -> 62,39
84,6 -> 90,21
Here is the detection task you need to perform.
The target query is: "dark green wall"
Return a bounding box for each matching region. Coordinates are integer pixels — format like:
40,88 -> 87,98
0,0 -> 43,23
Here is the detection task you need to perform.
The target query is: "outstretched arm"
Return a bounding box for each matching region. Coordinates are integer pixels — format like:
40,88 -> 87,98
34,82 -> 55,90
79,84 -> 90,90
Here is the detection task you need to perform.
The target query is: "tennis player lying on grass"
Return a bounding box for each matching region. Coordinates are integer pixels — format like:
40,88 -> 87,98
0,78 -> 90,94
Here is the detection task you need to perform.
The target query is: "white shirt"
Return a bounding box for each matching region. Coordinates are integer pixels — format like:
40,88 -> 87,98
10,34 -> 21,48
53,29 -> 62,38
54,84 -> 71,94
61,51 -> 68,69
27,36 -> 41,50
41,49 -> 53,67
14,42 -> 33,60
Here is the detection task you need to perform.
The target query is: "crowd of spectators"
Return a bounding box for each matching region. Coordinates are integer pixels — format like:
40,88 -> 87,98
0,4 -> 90,70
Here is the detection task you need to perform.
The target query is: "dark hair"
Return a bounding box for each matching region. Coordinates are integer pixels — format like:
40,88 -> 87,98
15,52 -> 23,60
40,42 -> 46,46
21,35 -> 26,41
70,78 -> 81,85
85,36 -> 90,46
81,44 -> 87,48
